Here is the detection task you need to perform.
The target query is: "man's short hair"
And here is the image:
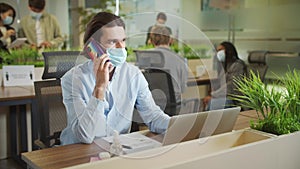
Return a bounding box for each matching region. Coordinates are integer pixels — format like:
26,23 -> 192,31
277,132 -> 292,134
29,0 -> 45,10
150,26 -> 171,46
156,12 -> 167,21
83,12 -> 125,44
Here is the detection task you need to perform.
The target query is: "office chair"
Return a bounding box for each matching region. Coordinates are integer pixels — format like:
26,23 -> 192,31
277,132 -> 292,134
131,68 -> 200,132
247,51 -> 269,82
134,50 -> 165,69
33,79 -> 67,148
42,51 -> 81,79
142,68 -> 199,116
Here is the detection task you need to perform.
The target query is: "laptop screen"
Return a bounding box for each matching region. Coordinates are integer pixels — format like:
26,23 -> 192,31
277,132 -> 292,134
162,107 -> 241,146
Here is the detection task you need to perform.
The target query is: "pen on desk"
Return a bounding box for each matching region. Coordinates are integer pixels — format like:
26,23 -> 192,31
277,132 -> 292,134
121,144 -> 132,149
109,142 -> 132,149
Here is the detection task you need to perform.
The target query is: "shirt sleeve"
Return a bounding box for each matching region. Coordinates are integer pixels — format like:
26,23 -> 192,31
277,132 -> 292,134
49,15 -> 64,48
61,69 -> 107,144
135,73 -> 170,133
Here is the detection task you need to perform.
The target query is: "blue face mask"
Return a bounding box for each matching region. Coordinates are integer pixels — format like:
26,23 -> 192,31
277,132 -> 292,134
2,15 -> 13,25
217,50 -> 226,62
30,11 -> 42,20
106,48 -> 127,67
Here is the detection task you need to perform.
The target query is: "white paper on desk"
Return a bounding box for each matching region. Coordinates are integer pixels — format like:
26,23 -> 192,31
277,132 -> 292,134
7,38 -> 27,49
94,132 -> 162,154
2,65 -> 34,86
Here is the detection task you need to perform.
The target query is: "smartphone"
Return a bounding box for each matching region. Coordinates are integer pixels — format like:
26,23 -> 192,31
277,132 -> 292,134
84,38 -> 105,60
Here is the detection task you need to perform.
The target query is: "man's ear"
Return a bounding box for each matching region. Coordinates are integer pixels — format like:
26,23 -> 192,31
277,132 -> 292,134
168,37 -> 173,46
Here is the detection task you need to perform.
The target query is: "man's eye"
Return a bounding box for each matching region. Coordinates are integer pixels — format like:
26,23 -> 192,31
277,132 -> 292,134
109,41 -> 116,45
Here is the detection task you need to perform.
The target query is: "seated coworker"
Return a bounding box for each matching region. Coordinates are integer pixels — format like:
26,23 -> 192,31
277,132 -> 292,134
60,12 -> 170,145
149,25 -> 188,103
145,12 -> 172,45
203,41 -> 246,110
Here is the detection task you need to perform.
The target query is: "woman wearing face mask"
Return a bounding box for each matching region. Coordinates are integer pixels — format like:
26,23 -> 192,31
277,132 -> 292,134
203,41 -> 246,111
0,3 -> 16,58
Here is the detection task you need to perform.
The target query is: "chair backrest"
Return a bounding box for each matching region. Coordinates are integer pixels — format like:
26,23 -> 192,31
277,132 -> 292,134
247,51 -> 268,82
42,51 -> 80,79
134,50 -> 165,68
34,79 -> 67,147
142,68 -> 179,116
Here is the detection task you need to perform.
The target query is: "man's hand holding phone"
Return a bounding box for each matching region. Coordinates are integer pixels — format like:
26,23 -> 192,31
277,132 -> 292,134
85,38 -> 113,100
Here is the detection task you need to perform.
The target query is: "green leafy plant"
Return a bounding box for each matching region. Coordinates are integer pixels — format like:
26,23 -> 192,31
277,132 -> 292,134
232,70 -> 300,135
0,48 -> 43,68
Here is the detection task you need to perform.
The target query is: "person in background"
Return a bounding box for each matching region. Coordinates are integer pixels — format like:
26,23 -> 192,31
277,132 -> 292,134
0,3 -> 16,58
203,41 -> 246,110
60,12 -> 170,145
145,12 -> 172,45
18,0 -> 63,49
149,25 -> 188,103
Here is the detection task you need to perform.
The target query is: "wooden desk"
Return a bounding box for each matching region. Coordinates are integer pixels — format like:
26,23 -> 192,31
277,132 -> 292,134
21,110 -> 257,169
239,109 -> 257,117
0,86 -> 36,166
22,144 -> 103,169
0,86 -> 34,102
234,109 -> 258,130
187,71 -> 218,86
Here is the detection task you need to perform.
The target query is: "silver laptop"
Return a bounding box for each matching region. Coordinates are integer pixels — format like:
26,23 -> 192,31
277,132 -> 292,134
162,107 -> 241,146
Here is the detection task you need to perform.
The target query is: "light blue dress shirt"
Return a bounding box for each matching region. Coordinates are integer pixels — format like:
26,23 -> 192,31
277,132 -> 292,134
60,60 -> 170,145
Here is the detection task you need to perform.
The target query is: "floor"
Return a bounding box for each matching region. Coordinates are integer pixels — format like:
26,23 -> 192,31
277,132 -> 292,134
0,158 -> 24,169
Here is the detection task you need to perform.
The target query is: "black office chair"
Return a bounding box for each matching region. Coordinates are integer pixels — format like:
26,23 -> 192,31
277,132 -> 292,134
33,79 -> 67,148
42,51 -> 81,79
33,51 -> 81,148
247,51 -> 269,82
131,68 -> 199,132
142,68 -> 199,116
134,50 -> 165,68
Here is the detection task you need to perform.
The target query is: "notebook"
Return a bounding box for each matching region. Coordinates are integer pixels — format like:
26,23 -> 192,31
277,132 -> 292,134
94,132 -> 162,154
162,106 -> 241,146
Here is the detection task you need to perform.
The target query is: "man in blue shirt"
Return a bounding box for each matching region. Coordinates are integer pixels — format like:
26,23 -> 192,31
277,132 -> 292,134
60,12 -> 170,145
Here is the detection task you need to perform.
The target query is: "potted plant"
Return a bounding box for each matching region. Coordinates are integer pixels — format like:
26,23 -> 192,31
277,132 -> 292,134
0,48 -> 44,68
232,69 -> 300,135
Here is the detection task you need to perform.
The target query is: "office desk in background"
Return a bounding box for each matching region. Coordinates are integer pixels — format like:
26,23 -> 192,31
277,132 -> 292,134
21,110 -> 258,169
187,71 -> 218,86
0,86 -> 36,166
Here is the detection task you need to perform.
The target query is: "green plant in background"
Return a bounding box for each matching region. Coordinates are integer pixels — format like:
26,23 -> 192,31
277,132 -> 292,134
177,44 -> 212,59
126,45 -> 154,63
232,70 -> 300,135
0,48 -> 43,68
128,43 -> 212,62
